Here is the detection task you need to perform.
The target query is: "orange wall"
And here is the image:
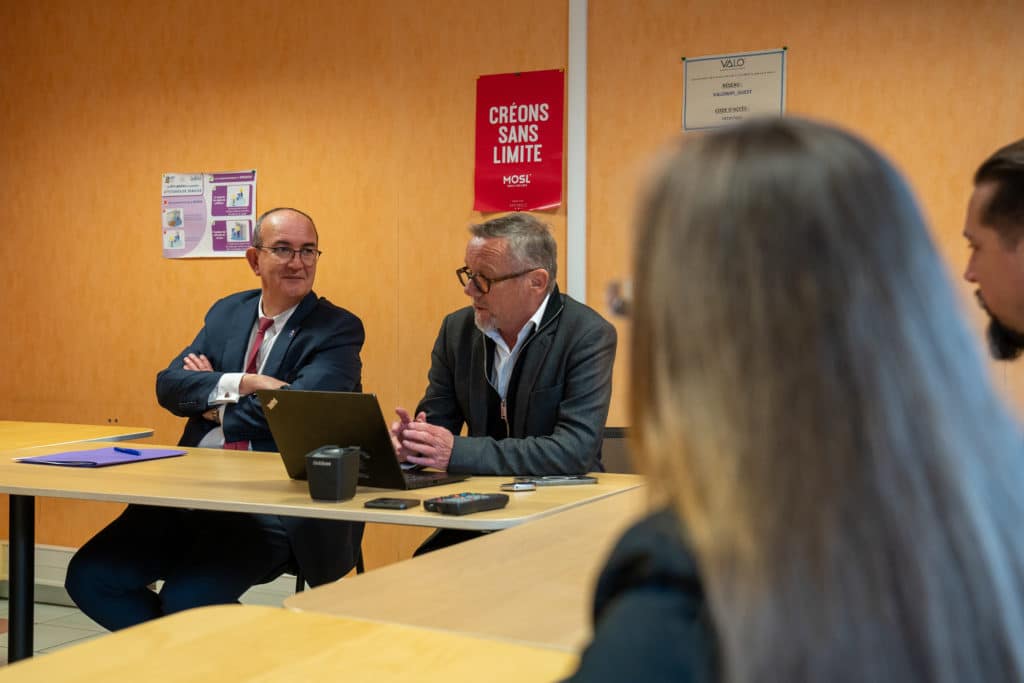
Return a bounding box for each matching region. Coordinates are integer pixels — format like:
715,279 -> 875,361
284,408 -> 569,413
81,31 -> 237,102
588,0 -> 1024,420
1,0 -> 1023,561
0,0 -> 570,564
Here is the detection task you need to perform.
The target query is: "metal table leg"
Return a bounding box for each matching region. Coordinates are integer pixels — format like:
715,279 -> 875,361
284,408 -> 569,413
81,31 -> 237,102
8,494 -> 35,662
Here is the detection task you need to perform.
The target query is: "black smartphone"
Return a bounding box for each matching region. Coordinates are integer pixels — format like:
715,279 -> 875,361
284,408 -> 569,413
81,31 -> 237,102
364,497 -> 421,510
515,475 -> 598,486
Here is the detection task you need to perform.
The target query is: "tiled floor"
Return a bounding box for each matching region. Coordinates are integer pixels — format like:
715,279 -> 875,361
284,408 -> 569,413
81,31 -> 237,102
0,600 -> 105,664
0,576 -> 295,665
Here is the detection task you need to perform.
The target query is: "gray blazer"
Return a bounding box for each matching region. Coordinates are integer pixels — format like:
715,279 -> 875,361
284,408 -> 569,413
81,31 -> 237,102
416,285 -> 617,475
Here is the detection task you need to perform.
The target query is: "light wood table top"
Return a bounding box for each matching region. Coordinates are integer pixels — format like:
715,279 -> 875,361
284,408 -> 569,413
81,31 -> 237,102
0,441 -> 644,529
286,486 -> 649,651
0,604 -> 578,682
0,421 -> 153,451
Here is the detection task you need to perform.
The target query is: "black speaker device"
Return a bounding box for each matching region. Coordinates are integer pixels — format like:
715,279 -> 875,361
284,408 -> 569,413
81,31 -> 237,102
305,445 -> 361,501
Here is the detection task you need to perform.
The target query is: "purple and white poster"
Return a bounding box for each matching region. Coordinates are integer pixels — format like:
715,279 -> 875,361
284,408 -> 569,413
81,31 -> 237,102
161,169 -> 257,258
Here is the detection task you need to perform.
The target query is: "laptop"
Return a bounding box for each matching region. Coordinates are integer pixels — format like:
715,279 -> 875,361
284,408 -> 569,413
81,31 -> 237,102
257,389 -> 469,490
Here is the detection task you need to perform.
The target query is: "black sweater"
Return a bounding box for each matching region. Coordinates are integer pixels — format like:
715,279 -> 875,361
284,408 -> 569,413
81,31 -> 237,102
564,509 -> 718,683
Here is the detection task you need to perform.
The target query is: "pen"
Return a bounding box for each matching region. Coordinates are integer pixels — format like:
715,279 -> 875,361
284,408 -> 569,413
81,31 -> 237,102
114,446 -> 142,456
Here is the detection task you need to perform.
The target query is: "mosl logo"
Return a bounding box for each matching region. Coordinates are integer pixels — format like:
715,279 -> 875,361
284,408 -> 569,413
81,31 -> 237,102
503,174 -> 532,187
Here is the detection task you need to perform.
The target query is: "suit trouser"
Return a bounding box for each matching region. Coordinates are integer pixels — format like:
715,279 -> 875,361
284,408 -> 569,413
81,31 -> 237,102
414,528 -> 489,556
65,504 -> 293,631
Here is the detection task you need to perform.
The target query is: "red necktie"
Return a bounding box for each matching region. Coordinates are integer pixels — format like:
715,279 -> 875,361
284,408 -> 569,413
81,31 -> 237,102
224,317 -> 275,451
244,317 -> 275,374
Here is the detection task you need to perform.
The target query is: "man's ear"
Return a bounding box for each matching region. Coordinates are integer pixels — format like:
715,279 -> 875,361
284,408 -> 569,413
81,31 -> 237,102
530,268 -> 550,293
246,247 -> 261,275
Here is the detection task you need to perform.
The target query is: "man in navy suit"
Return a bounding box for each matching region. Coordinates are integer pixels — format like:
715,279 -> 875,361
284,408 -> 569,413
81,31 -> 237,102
66,207 -> 365,631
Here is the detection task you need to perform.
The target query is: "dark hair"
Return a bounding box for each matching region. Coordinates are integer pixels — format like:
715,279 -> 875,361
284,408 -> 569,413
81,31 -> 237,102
974,139 -> 1024,245
632,117 -> 1024,682
470,213 -> 557,294
253,207 -> 318,246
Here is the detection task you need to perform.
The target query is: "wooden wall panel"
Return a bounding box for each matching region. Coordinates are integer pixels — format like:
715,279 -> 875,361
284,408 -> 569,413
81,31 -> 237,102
588,0 -> 1024,426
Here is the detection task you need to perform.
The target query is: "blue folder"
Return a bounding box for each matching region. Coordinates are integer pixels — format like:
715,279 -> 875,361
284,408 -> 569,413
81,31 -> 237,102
16,446 -> 186,467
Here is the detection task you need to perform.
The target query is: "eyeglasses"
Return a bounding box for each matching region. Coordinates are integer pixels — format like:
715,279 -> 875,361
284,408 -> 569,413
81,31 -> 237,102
255,245 -> 322,265
456,265 -> 536,294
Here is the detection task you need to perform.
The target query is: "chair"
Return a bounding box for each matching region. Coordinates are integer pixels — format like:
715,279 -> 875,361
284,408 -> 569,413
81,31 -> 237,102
293,547 -> 365,593
601,427 -> 633,473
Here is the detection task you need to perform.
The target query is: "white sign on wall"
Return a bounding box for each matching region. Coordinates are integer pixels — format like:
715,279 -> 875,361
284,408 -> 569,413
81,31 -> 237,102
682,48 -> 786,131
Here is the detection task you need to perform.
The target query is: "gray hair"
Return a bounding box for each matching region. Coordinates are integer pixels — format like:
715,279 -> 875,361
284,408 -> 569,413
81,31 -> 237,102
470,213 -> 557,294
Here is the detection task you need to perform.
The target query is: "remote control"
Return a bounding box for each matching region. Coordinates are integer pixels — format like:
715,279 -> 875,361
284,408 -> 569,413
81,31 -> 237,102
423,492 -> 509,515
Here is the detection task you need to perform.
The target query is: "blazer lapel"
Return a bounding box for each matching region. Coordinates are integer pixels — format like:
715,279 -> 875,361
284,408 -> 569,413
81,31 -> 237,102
261,292 -> 317,377
223,302 -> 258,372
511,325 -> 554,435
467,331 -> 491,433
510,290 -> 563,434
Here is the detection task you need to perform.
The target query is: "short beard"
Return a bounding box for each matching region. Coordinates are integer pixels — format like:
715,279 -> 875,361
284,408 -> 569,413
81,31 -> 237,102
474,311 -> 498,336
976,291 -> 1024,360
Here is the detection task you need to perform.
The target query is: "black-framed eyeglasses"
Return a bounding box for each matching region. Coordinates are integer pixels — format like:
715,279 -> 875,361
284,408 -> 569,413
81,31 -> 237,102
255,245 -> 322,265
456,266 -> 535,294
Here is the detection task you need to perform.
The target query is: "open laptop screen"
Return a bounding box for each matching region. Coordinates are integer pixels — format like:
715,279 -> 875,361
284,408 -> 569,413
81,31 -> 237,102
257,390 -> 467,489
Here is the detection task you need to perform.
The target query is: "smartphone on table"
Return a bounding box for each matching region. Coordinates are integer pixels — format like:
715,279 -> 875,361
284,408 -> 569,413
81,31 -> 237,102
364,497 -> 420,510
515,475 -> 598,486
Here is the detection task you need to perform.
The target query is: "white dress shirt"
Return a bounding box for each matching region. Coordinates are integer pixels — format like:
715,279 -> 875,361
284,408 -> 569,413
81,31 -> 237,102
197,297 -> 298,448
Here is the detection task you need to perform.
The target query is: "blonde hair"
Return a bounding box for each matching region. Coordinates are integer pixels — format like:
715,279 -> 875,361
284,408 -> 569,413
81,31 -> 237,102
631,118 -> 1024,681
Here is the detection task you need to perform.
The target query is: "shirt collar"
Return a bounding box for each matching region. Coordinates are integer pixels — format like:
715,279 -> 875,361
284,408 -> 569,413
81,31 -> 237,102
257,296 -> 299,332
484,292 -> 552,353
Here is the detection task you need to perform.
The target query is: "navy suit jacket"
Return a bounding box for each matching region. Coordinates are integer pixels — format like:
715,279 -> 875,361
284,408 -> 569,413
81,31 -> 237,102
155,289 -> 365,585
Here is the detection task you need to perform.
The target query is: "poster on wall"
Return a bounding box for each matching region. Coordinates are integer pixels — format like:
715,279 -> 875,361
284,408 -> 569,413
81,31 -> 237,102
682,48 -> 786,131
474,69 -> 564,212
161,170 -> 257,258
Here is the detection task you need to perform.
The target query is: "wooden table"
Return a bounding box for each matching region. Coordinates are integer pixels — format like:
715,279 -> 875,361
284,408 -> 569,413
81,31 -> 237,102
286,486 -> 648,651
0,421 -> 153,450
0,604 -> 578,681
0,441 -> 643,663
0,422 -> 154,664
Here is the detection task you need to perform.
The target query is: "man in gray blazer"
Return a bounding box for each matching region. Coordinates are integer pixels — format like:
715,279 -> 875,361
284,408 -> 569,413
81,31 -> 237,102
391,213 -> 616,550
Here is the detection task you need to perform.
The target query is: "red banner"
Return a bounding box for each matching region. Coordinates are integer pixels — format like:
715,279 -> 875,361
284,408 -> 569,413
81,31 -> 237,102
474,69 -> 564,212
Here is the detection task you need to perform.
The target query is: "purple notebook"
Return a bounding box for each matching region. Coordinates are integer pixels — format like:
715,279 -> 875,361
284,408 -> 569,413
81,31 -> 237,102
16,446 -> 186,467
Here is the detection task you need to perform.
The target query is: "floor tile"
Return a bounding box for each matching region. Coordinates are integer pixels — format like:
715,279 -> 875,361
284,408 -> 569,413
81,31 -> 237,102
39,632 -> 104,653
33,604 -> 80,623
238,594 -> 282,608
43,611 -> 105,632
0,622 -> 98,650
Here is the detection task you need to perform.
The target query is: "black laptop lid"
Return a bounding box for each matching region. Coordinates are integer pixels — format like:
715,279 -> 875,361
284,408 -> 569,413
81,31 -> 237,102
257,390 -> 408,487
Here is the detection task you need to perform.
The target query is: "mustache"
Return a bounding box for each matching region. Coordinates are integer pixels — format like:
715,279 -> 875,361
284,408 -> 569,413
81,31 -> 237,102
974,290 -> 989,312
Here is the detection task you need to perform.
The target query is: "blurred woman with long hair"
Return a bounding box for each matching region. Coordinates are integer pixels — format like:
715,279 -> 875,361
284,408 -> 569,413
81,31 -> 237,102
567,118 -> 1024,682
